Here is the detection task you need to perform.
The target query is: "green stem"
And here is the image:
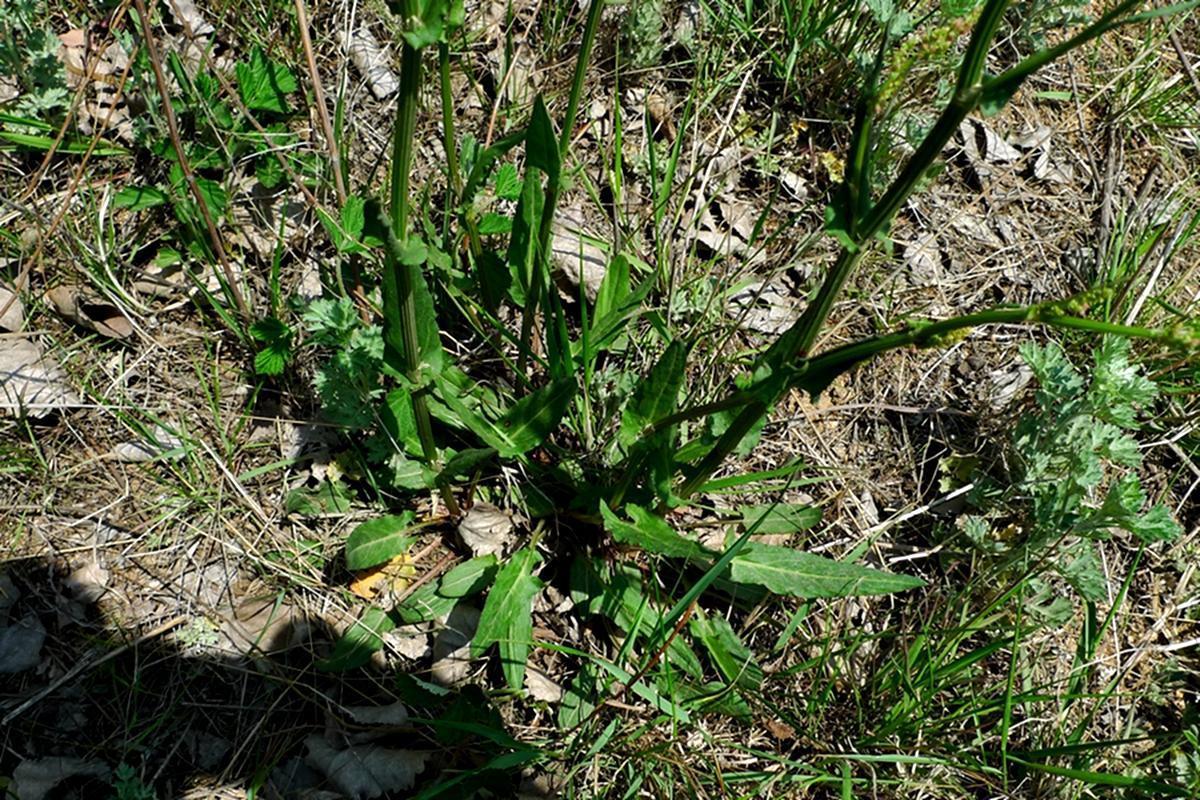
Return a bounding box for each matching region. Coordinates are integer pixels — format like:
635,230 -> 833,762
389,15 -> 458,516
680,0 -> 1015,499
676,300 -> 1170,499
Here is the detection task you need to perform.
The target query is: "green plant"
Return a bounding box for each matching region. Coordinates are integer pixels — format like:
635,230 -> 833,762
0,0 -> 69,119
293,0 -> 1199,776
110,763 -> 156,800
960,337 -> 1181,598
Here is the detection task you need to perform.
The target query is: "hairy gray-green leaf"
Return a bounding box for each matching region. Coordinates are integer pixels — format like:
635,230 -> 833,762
691,611 -> 762,691
619,340 -> 690,447
495,377 -> 576,457
739,503 -> 822,535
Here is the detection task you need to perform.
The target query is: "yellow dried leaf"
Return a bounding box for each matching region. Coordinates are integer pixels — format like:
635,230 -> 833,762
349,553 -> 417,600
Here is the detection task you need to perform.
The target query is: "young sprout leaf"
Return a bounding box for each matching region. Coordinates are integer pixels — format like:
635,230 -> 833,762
493,162 -> 521,200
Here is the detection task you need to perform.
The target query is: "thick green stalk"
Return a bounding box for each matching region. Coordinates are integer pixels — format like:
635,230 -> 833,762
678,0 -> 1014,499
677,301 -> 1172,498
388,15 -> 458,515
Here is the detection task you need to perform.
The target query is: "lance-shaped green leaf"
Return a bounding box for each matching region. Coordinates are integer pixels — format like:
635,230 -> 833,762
601,502 -> 712,561
394,555 -> 499,624
381,387 -> 422,457
439,554 -> 499,597
526,95 -> 560,181
345,512 -> 419,570
318,607 -> 395,671
690,610 -> 763,691
472,546 -> 544,689
739,503 -> 822,535
494,377 -> 576,457
730,542 -> 924,598
619,340 -> 691,447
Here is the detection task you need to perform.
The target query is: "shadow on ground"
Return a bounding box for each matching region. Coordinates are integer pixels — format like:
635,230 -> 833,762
0,556 -> 533,800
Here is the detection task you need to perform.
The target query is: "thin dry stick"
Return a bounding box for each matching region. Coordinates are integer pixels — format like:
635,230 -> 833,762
18,0 -> 136,205
295,0 -> 346,204
131,0 -> 249,319
1,615 -> 187,725
1169,28 -> 1200,100
294,0 -> 371,320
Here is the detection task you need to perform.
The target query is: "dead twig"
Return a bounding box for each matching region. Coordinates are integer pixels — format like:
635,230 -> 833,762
131,0 -> 249,319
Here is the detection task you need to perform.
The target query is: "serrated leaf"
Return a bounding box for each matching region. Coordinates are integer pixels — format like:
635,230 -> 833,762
250,317 -> 290,342
1128,504 -> 1180,543
319,607 -> 394,671
256,155 -> 284,189
114,185 -> 168,211
739,503 -> 821,534
1061,542 -> 1106,602
619,340 -> 690,448
494,377 -> 576,457
471,547 -> 544,689
236,48 -> 297,114
254,343 -> 289,375
477,213 -> 512,235
493,162 -> 521,200
730,543 -> 924,598
345,513 -> 418,570
526,95 -> 560,181
690,611 -> 763,691
601,502 -> 712,561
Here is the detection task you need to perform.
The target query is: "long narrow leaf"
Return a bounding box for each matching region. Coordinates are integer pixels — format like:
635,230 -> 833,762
472,546 -> 544,689
730,543 -> 924,598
